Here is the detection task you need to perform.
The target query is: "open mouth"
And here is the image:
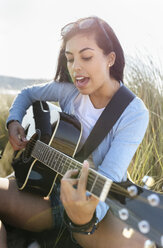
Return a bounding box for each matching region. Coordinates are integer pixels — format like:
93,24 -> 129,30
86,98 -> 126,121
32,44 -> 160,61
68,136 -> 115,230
75,76 -> 89,88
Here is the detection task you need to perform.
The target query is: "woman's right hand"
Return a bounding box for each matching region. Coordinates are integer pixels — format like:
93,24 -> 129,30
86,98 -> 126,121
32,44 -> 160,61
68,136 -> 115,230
60,161 -> 99,226
8,121 -> 28,151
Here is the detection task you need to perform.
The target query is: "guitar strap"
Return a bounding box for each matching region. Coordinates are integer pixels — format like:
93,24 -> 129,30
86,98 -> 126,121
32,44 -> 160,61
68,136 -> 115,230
75,85 -> 136,162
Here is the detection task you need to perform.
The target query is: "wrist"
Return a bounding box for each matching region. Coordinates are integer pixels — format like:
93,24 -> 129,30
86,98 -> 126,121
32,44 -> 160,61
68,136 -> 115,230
63,210 -> 99,235
7,120 -> 20,129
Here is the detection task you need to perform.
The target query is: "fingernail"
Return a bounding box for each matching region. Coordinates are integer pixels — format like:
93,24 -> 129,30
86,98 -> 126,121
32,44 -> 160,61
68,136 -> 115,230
83,160 -> 89,168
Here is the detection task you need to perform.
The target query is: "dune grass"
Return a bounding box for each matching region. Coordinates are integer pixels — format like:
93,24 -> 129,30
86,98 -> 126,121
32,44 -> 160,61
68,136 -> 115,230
0,94 -> 16,176
0,94 -> 16,150
125,56 -> 163,192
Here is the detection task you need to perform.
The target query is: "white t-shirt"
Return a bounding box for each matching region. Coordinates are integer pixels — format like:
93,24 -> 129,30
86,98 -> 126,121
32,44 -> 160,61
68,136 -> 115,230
74,94 -> 105,168
74,94 -> 104,149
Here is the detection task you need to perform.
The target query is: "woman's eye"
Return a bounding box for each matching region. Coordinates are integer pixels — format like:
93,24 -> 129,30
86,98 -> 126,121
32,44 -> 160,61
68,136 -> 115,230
82,56 -> 92,61
66,56 -> 92,63
67,58 -> 74,63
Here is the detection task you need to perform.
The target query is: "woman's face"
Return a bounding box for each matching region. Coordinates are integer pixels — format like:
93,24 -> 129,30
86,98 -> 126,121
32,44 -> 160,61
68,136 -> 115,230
65,33 -> 115,96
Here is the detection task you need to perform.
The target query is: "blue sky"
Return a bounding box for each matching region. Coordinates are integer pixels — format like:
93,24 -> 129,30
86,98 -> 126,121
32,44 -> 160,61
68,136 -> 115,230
0,0 -> 163,79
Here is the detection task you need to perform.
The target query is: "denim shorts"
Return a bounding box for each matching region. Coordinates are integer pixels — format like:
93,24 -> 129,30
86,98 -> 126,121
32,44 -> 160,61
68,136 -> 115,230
50,183 -> 64,229
49,184 -> 84,248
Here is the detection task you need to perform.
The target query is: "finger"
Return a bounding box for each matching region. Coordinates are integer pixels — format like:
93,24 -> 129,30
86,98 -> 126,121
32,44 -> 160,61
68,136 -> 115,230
87,194 -> 99,205
10,142 -> 25,151
60,177 -> 78,203
63,169 -> 79,179
78,160 -> 89,193
18,127 -> 27,141
9,136 -> 27,151
10,135 -> 25,147
61,177 -> 78,186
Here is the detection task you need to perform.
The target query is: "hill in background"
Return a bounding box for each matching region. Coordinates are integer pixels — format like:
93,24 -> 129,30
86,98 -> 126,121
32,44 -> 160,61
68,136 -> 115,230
0,75 -> 49,91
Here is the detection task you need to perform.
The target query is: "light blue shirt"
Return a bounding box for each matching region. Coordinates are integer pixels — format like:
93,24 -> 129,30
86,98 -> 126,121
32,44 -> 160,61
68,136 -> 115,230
7,81 -> 149,221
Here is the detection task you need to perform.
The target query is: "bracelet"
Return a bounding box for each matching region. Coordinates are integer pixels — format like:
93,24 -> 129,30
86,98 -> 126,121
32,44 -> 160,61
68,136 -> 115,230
63,210 -> 99,235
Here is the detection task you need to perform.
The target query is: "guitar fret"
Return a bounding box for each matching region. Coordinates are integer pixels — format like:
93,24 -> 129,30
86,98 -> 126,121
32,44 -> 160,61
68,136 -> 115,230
91,176 -> 106,197
87,170 -> 97,184
67,159 -> 72,170
62,157 -> 68,173
72,160 -> 78,170
61,164 -> 67,175
33,142 -> 42,160
47,147 -> 57,169
39,143 -> 47,162
57,154 -> 65,174
53,153 -> 62,172
43,146 -> 51,164
32,140 -> 112,201
89,173 -> 98,194
40,145 -> 48,163
60,157 -> 67,175
94,177 -> 106,187
47,148 -> 54,167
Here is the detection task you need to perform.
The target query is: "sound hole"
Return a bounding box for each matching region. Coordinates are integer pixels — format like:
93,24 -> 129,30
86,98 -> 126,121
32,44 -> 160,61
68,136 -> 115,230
23,130 -> 40,163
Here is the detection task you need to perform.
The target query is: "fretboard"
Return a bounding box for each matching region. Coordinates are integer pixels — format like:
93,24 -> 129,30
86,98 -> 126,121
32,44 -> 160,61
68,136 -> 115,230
32,140 -> 112,201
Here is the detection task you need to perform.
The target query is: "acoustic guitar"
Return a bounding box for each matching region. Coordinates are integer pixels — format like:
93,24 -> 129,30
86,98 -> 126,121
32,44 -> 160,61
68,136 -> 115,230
11,101 -> 163,247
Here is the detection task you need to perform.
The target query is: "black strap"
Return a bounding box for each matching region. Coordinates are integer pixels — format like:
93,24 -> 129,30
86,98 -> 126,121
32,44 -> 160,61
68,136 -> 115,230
75,85 -> 135,162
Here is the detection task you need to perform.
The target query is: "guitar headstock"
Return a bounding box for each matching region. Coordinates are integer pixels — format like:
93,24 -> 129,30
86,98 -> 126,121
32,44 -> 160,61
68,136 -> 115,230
107,179 -> 163,247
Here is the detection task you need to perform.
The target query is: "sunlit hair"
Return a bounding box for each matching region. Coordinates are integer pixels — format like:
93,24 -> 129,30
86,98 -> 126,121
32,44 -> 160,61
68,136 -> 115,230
54,16 -> 125,83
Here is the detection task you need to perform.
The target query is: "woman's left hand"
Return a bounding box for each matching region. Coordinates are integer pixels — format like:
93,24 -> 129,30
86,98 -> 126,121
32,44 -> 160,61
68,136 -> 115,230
60,160 -> 99,225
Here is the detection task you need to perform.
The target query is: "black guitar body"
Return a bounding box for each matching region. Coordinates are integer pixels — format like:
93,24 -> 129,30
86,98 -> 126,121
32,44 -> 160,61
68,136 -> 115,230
12,101 -> 82,196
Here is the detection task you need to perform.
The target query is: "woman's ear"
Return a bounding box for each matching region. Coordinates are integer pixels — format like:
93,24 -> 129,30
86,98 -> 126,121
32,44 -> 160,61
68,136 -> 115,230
107,52 -> 116,67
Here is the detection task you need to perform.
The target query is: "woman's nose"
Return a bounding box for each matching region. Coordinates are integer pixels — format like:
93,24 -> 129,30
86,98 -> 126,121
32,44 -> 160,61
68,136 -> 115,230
72,59 -> 82,71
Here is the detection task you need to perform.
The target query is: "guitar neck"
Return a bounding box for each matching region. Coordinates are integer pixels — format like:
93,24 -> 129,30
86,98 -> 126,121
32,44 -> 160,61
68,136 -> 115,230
32,140 -> 112,201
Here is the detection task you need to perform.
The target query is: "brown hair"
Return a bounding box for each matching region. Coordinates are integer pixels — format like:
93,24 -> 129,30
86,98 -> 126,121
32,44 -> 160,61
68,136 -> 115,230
54,16 -> 125,83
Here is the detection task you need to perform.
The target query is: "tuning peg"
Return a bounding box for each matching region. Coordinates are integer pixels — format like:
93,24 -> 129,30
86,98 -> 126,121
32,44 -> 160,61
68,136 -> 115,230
118,208 -> 129,220
142,176 -> 155,189
127,185 -> 138,197
147,193 -> 160,207
144,240 -> 156,248
138,220 -> 150,234
122,227 -> 134,239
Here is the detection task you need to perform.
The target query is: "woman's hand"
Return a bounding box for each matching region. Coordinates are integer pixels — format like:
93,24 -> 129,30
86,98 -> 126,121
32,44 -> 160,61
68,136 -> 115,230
8,121 -> 28,151
60,160 -> 99,225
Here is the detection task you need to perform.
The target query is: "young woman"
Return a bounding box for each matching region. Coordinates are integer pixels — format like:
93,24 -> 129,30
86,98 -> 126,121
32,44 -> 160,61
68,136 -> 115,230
2,16 -> 149,247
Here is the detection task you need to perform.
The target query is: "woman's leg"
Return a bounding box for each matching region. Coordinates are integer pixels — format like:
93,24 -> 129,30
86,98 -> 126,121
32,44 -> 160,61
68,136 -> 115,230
74,210 -> 147,248
0,220 -> 7,248
0,178 -> 53,232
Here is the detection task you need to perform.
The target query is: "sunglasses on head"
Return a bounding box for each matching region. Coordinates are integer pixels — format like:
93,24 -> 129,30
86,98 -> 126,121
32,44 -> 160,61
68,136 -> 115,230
61,17 -> 112,46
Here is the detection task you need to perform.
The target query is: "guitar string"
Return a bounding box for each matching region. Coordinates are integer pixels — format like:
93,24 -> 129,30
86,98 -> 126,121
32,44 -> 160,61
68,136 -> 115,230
24,138 -> 134,198
24,138 -> 138,197
24,138 -> 130,195
26,138 -> 110,188
25,139 -> 160,204
23,138 -> 163,206
23,138 -> 126,198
